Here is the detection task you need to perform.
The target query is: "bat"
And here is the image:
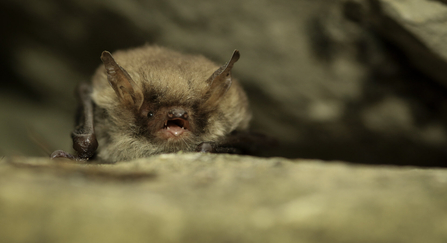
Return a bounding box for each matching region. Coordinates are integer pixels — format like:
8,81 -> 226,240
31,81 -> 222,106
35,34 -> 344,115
51,45 -> 272,163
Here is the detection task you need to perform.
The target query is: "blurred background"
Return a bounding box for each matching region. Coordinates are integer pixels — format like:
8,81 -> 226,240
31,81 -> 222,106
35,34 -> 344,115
1,0 -> 447,166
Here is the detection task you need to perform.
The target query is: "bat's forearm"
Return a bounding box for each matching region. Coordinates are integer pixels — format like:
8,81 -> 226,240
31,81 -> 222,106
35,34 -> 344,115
51,83 -> 98,161
71,83 -> 98,159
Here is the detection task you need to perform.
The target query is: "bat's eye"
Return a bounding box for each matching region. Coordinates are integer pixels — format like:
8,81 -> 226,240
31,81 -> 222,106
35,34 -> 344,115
147,112 -> 154,118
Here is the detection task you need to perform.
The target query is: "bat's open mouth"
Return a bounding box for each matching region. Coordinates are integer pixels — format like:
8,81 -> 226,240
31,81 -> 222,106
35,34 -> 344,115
162,118 -> 190,137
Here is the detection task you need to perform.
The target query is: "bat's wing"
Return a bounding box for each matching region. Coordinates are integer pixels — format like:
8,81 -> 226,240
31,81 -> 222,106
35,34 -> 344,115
195,131 -> 277,156
51,83 -> 98,161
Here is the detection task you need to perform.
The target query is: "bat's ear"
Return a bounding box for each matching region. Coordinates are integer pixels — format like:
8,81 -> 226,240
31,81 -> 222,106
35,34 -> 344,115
101,51 -> 144,110
204,50 -> 240,107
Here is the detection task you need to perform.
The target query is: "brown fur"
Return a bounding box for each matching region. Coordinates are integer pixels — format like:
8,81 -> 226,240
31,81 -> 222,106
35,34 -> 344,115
90,45 -> 251,162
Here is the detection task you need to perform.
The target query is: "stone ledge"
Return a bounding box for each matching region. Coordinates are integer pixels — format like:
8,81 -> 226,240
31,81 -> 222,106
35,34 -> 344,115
1,154 -> 446,243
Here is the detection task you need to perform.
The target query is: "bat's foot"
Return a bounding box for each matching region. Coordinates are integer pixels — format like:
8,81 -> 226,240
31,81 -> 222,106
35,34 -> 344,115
50,150 -> 77,160
195,142 -> 214,153
195,142 -> 242,154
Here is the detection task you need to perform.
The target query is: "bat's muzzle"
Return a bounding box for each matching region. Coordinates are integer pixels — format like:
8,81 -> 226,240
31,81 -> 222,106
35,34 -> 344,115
162,108 -> 190,137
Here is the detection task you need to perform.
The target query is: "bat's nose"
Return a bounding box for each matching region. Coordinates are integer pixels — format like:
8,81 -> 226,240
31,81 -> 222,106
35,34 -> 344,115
168,108 -> 188,119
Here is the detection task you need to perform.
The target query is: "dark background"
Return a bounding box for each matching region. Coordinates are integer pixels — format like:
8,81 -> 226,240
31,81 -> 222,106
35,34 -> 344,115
1,0 -> 447,167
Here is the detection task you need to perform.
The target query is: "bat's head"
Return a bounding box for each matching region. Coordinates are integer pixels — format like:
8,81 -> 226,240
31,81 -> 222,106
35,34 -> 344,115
99,48 -> 243,153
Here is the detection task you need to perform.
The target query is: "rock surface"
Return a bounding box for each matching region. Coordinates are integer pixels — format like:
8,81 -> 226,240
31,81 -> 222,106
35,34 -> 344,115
1,154 -> 447,243
364,0 -> 447,88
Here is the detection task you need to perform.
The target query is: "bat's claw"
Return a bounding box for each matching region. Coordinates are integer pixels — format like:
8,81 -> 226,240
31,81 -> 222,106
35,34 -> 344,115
195,141 -> 243,154
195,142 -> 215,153
50,150 -> 76,160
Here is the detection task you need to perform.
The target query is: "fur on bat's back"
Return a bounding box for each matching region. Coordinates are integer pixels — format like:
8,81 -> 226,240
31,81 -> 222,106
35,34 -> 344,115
90,45 -> 251,162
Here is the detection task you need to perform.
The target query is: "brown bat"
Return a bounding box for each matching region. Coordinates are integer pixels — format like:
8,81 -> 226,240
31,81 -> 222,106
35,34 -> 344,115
51,45 -> 270,163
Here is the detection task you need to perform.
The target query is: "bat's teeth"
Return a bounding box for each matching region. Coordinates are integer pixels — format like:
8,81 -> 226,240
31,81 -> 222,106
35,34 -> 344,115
167,126 -> 170,130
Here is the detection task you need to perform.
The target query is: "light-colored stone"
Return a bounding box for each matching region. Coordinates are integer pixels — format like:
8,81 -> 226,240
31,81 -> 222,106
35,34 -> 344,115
1,154 -> 447,243
367,0 -> 447,87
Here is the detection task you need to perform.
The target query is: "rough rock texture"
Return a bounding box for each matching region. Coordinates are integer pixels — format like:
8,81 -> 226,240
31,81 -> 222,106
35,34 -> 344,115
358,0 -> 447,88
1,154 -> 447,243
1,0 -> 447,166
